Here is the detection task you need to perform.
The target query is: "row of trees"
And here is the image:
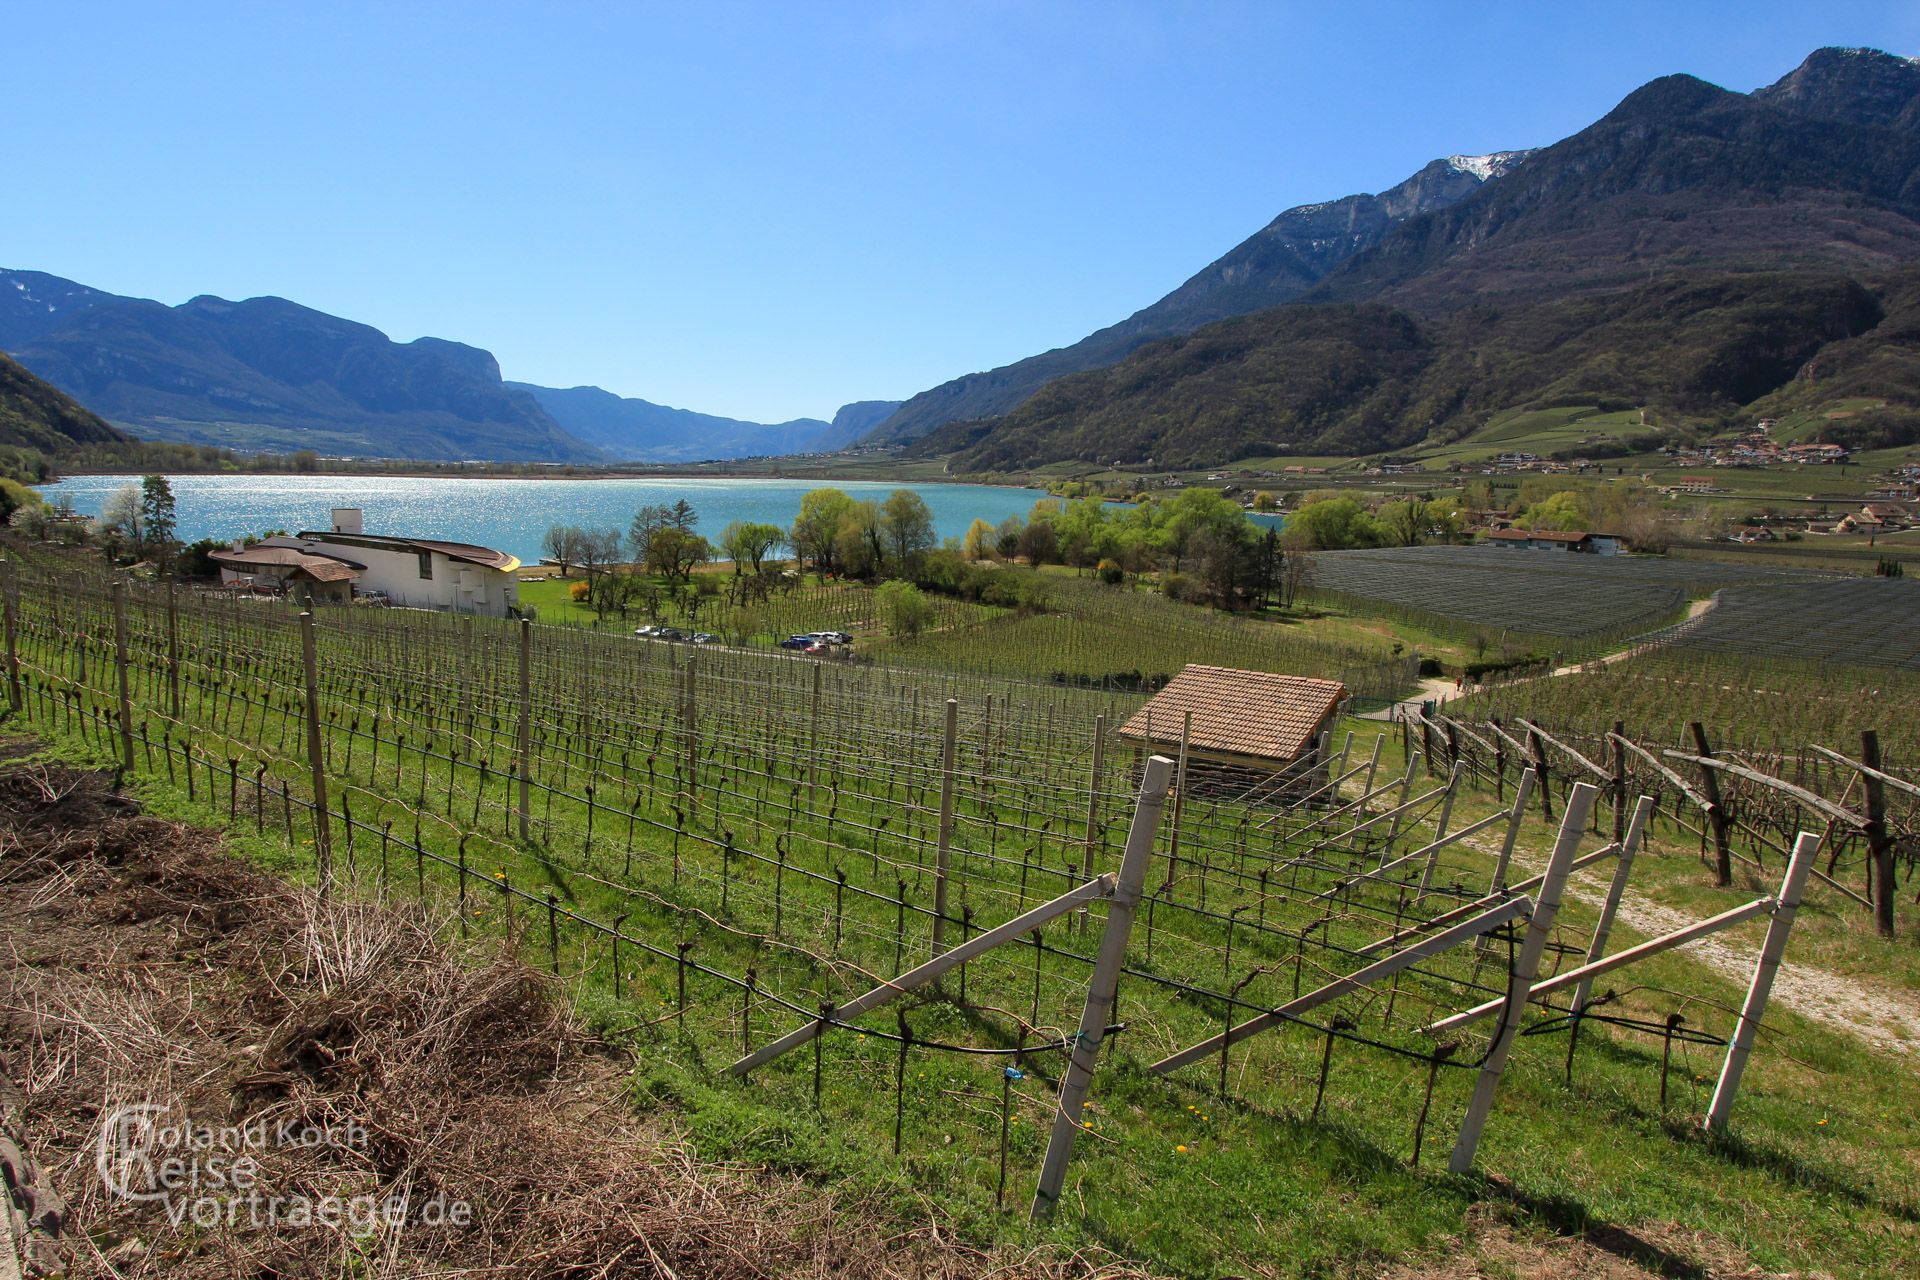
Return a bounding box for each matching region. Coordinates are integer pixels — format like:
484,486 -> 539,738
539,484 -> 1327,628
954,488 -> 1310,610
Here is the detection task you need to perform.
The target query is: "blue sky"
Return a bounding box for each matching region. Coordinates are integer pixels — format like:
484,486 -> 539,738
6,2 -> 1918,423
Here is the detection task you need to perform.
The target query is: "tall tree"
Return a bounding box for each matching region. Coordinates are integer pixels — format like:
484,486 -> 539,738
542,525 -> 582,576
627,504 -> 676,565
139,474 -> 178,565
791,488 -> 856,576
719,520 -> 784,576
880,490 -> 935,574
94,483 -> 142,558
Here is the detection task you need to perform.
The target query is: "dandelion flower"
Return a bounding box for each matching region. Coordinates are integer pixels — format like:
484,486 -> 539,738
1175,1144 -> 1187,1154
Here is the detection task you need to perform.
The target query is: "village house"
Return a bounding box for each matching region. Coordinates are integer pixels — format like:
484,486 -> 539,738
1783,442 -> 1850,464
211,509 -> 522,616
1484,529 -> 1625,554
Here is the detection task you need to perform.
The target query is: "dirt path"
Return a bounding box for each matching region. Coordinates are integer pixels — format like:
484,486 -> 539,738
1548,595 -> 1719,678
1362,596 -> 1720,722
1453,823 -> 1920,1062
1564,886 -> 1920,1060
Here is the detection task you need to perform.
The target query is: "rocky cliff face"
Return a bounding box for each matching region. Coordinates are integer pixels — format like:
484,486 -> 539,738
0,270 -> 601,462
861,152 -> 1529,445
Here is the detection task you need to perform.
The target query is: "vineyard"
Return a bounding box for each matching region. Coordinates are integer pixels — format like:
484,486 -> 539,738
5,542 -> 1918,1276
1661,577 -> 1920,668
1309,545 -> 1827,649
1456,648 -> 1920,763
532,568 -> 1424,702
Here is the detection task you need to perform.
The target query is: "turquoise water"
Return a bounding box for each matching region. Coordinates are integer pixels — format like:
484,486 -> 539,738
35,474 -> 1051,563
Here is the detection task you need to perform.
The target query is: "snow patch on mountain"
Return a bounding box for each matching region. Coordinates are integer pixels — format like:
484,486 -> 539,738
1445,151 -> 1531,181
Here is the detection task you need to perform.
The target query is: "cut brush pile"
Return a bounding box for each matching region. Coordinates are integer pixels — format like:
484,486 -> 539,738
0,754 -> 1147,1278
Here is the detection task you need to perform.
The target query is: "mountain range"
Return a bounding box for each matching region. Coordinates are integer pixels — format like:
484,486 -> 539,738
504,384 -> 891,462
894,46 -> 1920,469
0,269 -> 885,463
862,150 -> 1533,445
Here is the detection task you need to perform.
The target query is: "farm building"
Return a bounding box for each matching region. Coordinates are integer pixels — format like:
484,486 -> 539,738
211,508 -> 522,616
1484,529 -> 1624,554
209,541 -> 364,603
1118,665 -> 1346,796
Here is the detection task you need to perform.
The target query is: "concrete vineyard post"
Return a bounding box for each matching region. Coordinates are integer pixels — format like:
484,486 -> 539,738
1570,795 -> 1655,1019
1031,754 -> 1172,1223
1706,830 -> 1820,1132
1448,781 -> 1595,1174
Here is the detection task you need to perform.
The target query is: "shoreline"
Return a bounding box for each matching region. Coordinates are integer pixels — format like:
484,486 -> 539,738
40,468 -> 1047,493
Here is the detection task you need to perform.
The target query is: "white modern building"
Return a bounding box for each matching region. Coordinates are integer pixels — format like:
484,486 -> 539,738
212,508 -> 521,616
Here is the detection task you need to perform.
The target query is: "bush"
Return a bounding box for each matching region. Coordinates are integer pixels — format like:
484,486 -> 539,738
1095,558 -> 1124,585
569,581 -> 590,602
1417,656 -> 1444,678
875,579 -> 935,637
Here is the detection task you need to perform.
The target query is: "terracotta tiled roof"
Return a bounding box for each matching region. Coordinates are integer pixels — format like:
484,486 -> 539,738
210,546 -> 365,583
1117,665 -> 1346,764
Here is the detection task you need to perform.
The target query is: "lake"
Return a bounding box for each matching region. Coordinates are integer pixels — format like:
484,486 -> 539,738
34,474 -> 1052,563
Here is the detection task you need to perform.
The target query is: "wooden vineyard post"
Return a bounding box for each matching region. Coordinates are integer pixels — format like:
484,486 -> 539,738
111,582 -> 135,773
1706,830 -> 1820,1132
0,560 -> 17,714
1610,719 -> 1627,845
932,698 -> 958,956
1528,726 -> 1553,822
808,660 -> 823,799
299,611 -> 334,895
1448,781 -> 1595,1174
683,653 -> 699,812
516,618 -> 532,841
1859,730 -> 1894,939
1690,722 -> 1733,887
1079,714 -> 1106,933
1032,754 -> 1172,1223
166,573 -> 181,718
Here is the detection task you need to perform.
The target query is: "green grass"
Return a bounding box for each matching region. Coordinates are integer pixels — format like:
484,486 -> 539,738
1410,405 -> 1654,468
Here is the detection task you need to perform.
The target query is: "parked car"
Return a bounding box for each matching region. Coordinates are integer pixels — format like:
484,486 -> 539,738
689,632 -> 717,645
634,624 -> 663,638
820,630 -> 853,645
656,627 -> 688,642
778,635 -> 815,650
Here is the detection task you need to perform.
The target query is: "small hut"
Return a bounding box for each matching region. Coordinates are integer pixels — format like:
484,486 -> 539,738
1118,665 -> 1346,798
